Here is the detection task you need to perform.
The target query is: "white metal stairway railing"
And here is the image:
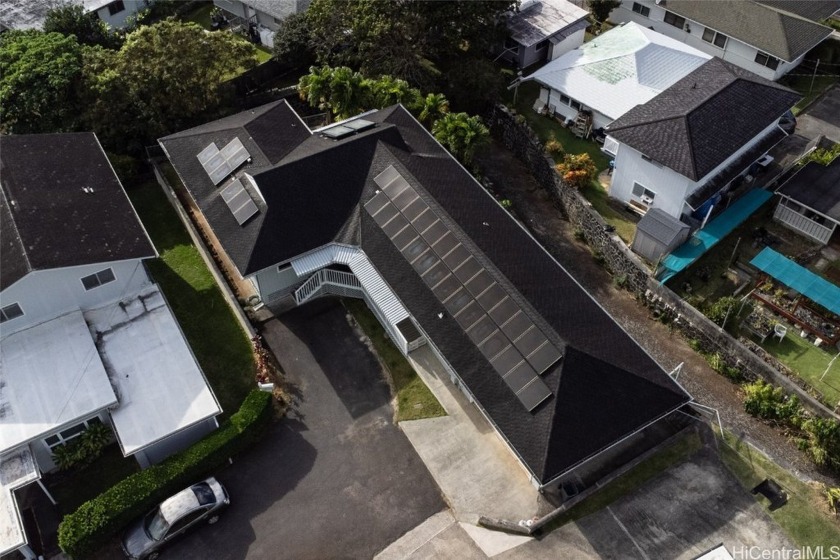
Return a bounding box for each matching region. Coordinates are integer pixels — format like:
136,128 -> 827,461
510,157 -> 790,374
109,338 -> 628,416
294,268 -> 364,305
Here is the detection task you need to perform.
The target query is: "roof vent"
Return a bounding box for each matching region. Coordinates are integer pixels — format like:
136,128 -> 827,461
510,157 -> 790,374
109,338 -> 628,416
82,186 -> 94,194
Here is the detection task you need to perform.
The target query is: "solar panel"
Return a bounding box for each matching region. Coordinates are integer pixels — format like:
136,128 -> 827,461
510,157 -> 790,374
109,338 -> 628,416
344,119 -> 376,132
221,137 -> 249,171
220,179 -> 259,226
208,160 -> 232,185
516,377 -> 553,412
197,143 -> 219,165
364,164 -> 560,412
322,125 -> 355,139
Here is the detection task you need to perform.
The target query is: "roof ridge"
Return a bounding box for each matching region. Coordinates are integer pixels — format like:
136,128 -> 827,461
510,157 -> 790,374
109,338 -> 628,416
0,185 -> 33,277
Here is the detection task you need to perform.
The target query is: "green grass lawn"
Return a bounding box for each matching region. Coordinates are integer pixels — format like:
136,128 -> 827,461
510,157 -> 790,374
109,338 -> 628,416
718,429 -> 840,547
544,431 -> 702,531
47,445 -> 140,515
343,299 -> 445,422
757,330 -> 840,406
579,180 -> 637,244
779,73 -> 838,115
127,181 -> 255,418
181,3 -> 213,29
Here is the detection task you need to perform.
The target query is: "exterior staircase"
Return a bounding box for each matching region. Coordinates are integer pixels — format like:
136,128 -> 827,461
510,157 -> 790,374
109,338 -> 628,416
294,268 -> 364,305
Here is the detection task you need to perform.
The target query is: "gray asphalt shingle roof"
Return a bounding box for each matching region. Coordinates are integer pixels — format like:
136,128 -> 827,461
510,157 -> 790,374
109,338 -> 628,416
0,133 -> 155,290
607,58 -> 800,181
665,0 -> 833,61
777,155 -> 840,222
161,101 -> 690,484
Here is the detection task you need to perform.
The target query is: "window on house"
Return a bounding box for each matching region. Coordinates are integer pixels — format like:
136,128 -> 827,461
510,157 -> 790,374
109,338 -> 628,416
632,183 -> 656,203
663,11 -> 686,29
570,100 -> 582,111
560,94 -> 571,105
631,2 -> 650,17
0,303 -> 23,323
44,417 -> 103,451
702,28 -> 727,48
535,39 -> 550,51
754,51 -> 780,70
107,0 -> 125,15
81,268 -> 116,290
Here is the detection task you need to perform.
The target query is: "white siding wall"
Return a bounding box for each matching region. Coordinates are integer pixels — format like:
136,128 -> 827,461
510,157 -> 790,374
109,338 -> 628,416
550,28 -> 586,61
0,259 -> 151,337
539,88 -> 613,130
611,1 -> 799,80
94,0 -> 147,29
214,0 -> 247,18
611,146 -> 695,217
774,201 -> 836,244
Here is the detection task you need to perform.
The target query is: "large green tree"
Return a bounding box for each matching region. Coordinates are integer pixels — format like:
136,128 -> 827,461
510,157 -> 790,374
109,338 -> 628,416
44,5 -> 121,49
83,20 -> 256,151
432,112 -> 489,166
271,12 -> 314,69
0,31 -> 85,134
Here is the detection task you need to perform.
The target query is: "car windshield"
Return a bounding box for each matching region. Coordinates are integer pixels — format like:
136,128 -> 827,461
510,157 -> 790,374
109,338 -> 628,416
144,508 -> 170,541
192,483 -> 216,506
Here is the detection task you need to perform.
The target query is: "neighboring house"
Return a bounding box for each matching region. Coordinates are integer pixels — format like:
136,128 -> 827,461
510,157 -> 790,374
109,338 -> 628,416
213,0 -> 311,46
609,0 -> 837,81
160,100 -> 692,501
774,151 -> 840,245
0,0 -> 147,31
499,0 -> 590,69
604,58 -> 800,219
0,133 -> 221,559
523,22 -> 710,132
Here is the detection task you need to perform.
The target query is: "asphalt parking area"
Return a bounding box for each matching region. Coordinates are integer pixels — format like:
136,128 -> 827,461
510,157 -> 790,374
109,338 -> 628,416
158,299 -> 445,560
795,84 -> 840,143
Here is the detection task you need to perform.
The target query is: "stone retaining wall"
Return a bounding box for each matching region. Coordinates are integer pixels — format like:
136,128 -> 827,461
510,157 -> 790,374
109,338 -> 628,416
486,104 -> 839,420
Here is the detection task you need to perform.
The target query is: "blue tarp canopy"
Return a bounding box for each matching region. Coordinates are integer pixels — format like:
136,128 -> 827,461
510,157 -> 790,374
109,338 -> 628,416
749,248 -> 840,315
659,189 -> 773,283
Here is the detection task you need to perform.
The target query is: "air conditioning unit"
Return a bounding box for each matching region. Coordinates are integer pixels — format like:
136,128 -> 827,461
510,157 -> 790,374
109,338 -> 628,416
640,195 -> 654,205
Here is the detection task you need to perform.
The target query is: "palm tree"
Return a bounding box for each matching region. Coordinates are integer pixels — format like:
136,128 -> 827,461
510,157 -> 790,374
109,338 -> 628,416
432,112 -> 488,166
298,65 -> 333,114
328,66 -> 368,120
417,92 -> 449,128
371,75 -> 420,110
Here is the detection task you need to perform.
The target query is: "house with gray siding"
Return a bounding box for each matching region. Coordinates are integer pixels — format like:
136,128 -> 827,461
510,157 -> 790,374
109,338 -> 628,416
609,0 -> 837,81
213,0 -> 311,46
0,0 -> 148,31
160,100 -> 692,503
774,149 -> 840,245
499,0 -> 589,69
0,133 -> 221,559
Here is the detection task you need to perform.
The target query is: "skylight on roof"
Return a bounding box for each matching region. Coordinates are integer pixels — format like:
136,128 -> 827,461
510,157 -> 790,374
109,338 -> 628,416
321,119 -> 376,140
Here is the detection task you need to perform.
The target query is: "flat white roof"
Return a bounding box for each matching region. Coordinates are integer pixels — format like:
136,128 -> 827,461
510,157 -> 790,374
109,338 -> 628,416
85,286 -> 221,456
0,310 -> 117,452
0,448 -> 39,556
526,22 -> 711,122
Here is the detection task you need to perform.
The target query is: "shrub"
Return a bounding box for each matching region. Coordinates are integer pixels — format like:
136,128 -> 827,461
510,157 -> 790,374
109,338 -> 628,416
58,390 -> 273,558
555,153 -> 597,189
704,296 -> 738,327
52,423 -> 113,471
544,136 -> 564,156
800,417 -> 840,470
827,487 -> 840,515
743,380 -> 802,423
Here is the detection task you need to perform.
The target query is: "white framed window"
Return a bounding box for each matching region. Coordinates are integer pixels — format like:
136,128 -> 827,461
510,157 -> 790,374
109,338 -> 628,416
44,417 -> 103,451
754,51 -> 780,70
631,2 -> 650,17
81,268 -> 116,290
663,11 -> 686,29
560,94 -> 571,105
0,302 -> 23,323
632,183 -> 656,204
702,28 -> 727,48
603,136 -> 620,157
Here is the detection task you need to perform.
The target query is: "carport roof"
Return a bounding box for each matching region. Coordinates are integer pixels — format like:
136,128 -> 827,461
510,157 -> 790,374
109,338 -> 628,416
161,101 -> 691,484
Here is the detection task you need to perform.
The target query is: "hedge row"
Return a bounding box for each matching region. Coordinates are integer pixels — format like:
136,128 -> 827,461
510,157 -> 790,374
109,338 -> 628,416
58,390 -> 274,558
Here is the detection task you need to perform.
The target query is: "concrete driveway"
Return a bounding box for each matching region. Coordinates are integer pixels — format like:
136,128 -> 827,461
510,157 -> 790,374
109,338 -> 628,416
157,299 -> 445,560
380,446 -> 791,559
795,84 -> 840,143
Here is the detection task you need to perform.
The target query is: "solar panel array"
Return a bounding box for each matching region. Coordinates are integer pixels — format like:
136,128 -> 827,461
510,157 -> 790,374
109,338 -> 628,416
197,137 -> 251,185
220,178 -> 259,225
365,165 -> 562,412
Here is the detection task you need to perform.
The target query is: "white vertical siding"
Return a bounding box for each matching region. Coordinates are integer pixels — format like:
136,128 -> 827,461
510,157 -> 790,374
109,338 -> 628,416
774,203 -> 835,244
611,146 -> 694,218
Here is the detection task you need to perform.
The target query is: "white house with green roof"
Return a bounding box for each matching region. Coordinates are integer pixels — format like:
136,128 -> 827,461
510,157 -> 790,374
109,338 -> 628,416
522,22 -> 711,131
609,0 -> 836,81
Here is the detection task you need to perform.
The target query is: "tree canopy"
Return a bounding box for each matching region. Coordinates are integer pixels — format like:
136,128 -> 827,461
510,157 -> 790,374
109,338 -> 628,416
44,5 -> 121,49
0,31 -> 85,134
432,112 -> 489,166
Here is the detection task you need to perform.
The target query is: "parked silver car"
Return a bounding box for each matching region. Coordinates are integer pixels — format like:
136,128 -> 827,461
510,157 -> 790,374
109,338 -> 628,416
121,477 -> 229,560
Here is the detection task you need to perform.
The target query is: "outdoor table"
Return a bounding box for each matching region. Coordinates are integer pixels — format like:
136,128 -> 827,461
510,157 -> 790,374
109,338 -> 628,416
743,309 -> 774,343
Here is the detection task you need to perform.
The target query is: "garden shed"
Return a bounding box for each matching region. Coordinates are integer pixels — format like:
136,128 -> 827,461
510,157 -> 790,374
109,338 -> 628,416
632,208 -> 690,262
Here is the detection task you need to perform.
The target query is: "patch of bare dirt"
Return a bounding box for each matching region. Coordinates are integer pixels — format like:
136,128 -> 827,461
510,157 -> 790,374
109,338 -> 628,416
475,141 -> 838,487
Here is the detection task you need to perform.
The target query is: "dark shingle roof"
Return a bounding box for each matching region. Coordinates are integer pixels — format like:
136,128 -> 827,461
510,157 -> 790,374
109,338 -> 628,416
162,102 -> 691,484
607,58 -> 800,181
756,0 -> 840,22
636,208 -> 690,246
0,133 -> 155,290
665,0 -> 833,61
777,155 -> 840,221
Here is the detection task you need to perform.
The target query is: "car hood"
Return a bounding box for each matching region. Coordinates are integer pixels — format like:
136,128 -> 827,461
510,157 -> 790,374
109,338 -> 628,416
121,517 -> 156,558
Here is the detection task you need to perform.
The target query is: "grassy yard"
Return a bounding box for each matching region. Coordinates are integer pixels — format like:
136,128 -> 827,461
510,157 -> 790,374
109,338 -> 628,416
718,429 -> 840,547
127,181 -> 255,418
757,331 -> 840,406
343,299 -> 445,422
779,73 -> 838,115
579,180 -> 638,244
544,431 -> 702,531
181,4 -> 272,66
47,445 -> 139,515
